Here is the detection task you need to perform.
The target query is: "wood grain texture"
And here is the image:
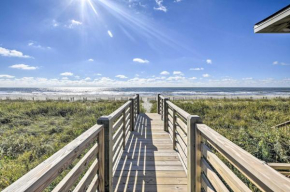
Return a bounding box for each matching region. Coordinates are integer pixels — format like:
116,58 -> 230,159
113,113 -> 187,192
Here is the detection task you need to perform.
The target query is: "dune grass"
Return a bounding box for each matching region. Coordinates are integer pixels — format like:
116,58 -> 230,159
0,100 -> 124,190
173,98 -> 290,164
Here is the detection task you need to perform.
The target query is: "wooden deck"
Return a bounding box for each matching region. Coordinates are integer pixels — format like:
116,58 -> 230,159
113,113 -> 187,192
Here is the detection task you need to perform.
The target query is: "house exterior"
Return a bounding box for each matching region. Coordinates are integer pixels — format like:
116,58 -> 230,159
254,4 -> 290,33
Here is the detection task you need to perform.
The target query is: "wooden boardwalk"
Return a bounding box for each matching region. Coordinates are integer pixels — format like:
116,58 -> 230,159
113,113 -> 187,192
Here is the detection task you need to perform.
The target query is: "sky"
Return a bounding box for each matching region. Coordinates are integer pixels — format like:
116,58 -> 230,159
0,0 -> 289,87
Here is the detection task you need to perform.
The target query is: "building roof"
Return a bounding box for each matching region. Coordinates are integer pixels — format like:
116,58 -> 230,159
254,4 -> 290,33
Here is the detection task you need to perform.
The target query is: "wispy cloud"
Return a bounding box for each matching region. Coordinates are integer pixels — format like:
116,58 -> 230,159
206,59 -> 212,64
28,42 -> 51,50
173,71 -> 184,76
154,0 -> 167,12
95,73 -> 102,76
203,74 -> 210,77
66,20 -> 82,28
243,77 -> 253,80
10,64 -> 38,70
52,20 -> 59,27
0,47 -> 32,58
273,61 -> 289,66
160,71 -> 170,75
0,74 -> 15,79
190,77 -> 197,80
116,75 -> 128,79
108,30 -> 113,38
60,72 -> 74,76
88,59 -> 94,62
133,58 -> 149,64
190,68 -> 204,71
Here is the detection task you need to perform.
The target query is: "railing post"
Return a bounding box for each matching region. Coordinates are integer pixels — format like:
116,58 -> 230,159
157,94 -> 161,114
136,94 -> 140,114
122,110 -> 126,150
97,116 -> 113,192
129,98 -> 134,131
187,115 -> 202,192
173,109 -> 176,150
163,98 -> 169,132
98,128 -> 105,192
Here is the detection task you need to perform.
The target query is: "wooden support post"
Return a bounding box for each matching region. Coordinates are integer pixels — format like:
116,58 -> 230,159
98,128 -> 105,192
157,94 -> 161,114
163,98 -> 169,132
97,116 -> 113,192
187,115 -> 202,192
122,110 -> 126,150
173,109 -> 176,150
129,98 -> 134,131
136,94 -> 140,114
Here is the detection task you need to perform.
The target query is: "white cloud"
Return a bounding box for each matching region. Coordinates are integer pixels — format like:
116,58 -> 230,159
133,58 -> 149,64
88,59 -> 94,62
160,71 -> 170,75
116,75 -> 128,79
28,42 -> 51,50
206,59 -> 212,64
154,0 -> 167,12
95,73 -> 102,76
0,74 -> 15,79
60,72 -> 74,76
190,77 -> 197,80
273,61 -> 289,66
0,47 -> 32,58
10,64 -> 38,70
108,30 -> 113,38
52,20 -> 59,27
84,77 -> 91,81
203,74 -> 210,77
243,77 -> 253,80
173,71 -> 184,76
66,20 -> 82,28
190,68 -> 204,71
167,76 -> 185,81
75,76 -> 80,79
62,77 -> 69,80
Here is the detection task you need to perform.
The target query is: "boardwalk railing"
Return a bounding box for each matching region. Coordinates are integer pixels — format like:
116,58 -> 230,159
158,94 -> 290,192
3,94 -> 140,192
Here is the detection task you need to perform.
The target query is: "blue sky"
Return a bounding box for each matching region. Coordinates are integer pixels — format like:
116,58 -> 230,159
0,0 -> 289,87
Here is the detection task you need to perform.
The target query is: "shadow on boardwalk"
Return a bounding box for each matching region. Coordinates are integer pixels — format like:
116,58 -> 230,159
113,113 -> 187,192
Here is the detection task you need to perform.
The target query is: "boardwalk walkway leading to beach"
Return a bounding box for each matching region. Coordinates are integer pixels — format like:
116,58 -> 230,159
113,113 -> 187,192
3,94 -> 290,192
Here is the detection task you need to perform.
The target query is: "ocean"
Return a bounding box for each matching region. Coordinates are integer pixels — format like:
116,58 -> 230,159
0,87 -> 290,97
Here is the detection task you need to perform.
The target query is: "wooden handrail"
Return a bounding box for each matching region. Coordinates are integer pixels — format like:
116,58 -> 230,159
158,94 -> 290,192
3,124 -> 105,192
197,123 -> 290,191
97,94 -> 140,191
3,94 -> 140,192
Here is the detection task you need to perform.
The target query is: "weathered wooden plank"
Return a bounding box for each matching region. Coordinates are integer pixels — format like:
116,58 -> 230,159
116,165 -> 184,171
52,143 -> 99,192
201,173 -> 215,192
197,123 -> 290,192
113,177 -> 187,185
2,124 -> 104,192
114,170 -> 187,177
117,160 -> 182,166
73,158 -> 99,192
267,163 -> 290,170
114,184 -> 187,192
201,144 -> 251,192
201,158 -> 229,192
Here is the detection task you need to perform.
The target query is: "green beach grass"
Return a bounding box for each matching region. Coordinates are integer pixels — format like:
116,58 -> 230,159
0,100 -> 124,190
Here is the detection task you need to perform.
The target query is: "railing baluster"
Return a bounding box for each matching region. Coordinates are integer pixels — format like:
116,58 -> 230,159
157,94 -> 161,114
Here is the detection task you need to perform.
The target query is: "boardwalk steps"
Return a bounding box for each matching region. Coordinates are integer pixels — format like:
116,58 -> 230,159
3,94 -> 290,192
